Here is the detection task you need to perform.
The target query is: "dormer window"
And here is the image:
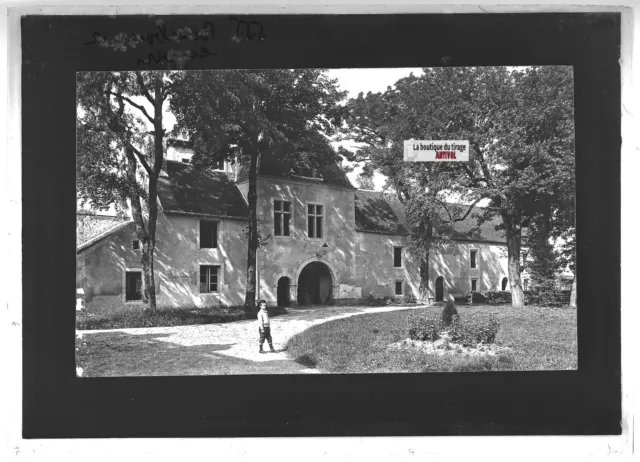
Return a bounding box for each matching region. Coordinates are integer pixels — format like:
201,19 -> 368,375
293,166 -> 322,179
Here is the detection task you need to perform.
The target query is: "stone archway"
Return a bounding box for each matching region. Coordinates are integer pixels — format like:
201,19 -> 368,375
277,277 -> 291,307
293,258 -> 338,306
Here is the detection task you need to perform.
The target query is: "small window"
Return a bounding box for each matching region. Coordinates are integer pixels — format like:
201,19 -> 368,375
522,252 -> 528,268
213,159 -> 224,170
200,265 -> 220,293
394,247 -> 403,268
471,278 -> 478,292
125,271 -> 142,301
395,281 -> 404,295
470,249 -> 478,269
274,200 -> 291,236
501,277 -> 508,291
200,221 -> 218,248
132,239 -> 140,250
307,203 -> 323,238
182,158 -> 190,164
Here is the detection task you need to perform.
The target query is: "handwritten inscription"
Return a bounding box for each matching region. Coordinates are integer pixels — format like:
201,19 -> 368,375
86,17 -> 265,68
85,20 -> 216,50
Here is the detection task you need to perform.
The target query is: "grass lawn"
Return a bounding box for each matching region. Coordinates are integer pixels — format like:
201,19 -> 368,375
284,304 -> 577,373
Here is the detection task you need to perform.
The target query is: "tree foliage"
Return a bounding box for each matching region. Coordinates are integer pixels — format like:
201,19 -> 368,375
341,66 -> 575,308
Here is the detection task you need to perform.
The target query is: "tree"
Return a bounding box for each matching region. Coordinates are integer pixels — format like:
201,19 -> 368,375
77,71 -> 175,311
355,168 -> 375,190
342,67 -> 575,308
341,88 -> 480,303
170,70 -> 345,309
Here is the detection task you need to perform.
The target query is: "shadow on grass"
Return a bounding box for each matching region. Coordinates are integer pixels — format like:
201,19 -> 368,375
76,331 -> 305,377
294,353 -> 317,368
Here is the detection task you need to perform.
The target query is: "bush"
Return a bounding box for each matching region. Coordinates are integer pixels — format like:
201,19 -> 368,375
467,291 -> 486,303
448,313 -> 500,347
76,305 -> 287,330
407,311 -> 500,346
526,289 -> 570,307
407,313 -> 442,341
366,294 -> 418,307
483,291 -> 512,305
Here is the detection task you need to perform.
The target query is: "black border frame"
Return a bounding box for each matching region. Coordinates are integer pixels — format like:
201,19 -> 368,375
22,13 -> 621,437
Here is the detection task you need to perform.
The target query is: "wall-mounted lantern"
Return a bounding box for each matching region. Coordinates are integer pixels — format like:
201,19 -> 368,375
316,242 -> 329,258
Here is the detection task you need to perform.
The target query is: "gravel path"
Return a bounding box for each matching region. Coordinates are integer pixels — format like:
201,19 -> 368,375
78,304 -> 425,374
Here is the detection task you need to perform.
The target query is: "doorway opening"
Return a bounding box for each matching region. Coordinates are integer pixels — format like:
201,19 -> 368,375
435,276 -> 445,302
297,261 -> 333,305
277,277 -> 291,307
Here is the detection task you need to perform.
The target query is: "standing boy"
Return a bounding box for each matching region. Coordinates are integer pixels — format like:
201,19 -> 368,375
257,300 -> 275,353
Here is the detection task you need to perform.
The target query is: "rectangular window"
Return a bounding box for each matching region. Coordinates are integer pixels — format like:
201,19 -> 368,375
471,278 -> 478,292
470,249 -> 478,269
394,247 -> 403,267
395,281 -> 404,295
132,239 -> 140,250
522,252 -> 528,268
125,271 -> 142,301
307,204 -> 323,238
200,265 -> 220,293
182,158 -> 190,164
200,221 -> 218,248
274,200 -> 291,236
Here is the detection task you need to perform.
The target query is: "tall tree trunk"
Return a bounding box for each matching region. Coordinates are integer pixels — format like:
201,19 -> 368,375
124,146 -> 156,309
570,274 -> 577,308
144,176 -> 158,311
418,222 -> 434,304
504,215 -> 525,308
418,255 -> 430,304
244,148 -> 259,309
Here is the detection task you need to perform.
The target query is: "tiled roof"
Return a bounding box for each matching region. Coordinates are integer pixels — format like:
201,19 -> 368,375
158,160 -> 249,219
354,190 -> 406,235
354,190 -> 506,243
76,213 -> 129,246
77,220 -> 135,254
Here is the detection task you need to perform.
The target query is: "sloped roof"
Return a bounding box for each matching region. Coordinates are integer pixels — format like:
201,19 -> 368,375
76,213 -> 128,246
77,220 -> 135,254
355,190 -> 407,235
157,160 -> 249,219
354,190 -> 506,243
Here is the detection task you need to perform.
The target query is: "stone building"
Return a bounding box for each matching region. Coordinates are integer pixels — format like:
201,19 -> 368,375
76,144 -> 513,310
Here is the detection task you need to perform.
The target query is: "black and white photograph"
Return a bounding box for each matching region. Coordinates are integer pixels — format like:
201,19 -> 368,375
18,10 -> 623,442
75,65 -> 577,376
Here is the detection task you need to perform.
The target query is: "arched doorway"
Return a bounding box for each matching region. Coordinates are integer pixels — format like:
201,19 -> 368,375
435,276 -> 445,302
277,277 -> 291,307
297,261 -> 333,305
501,277 -> 508,291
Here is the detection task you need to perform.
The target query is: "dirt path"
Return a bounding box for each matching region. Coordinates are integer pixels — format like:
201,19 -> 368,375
78,305 -> 425,376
